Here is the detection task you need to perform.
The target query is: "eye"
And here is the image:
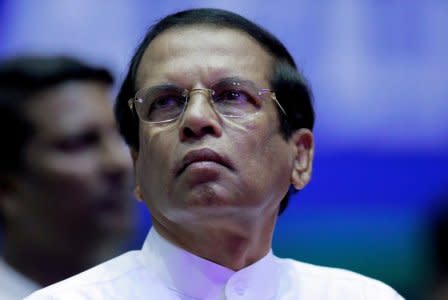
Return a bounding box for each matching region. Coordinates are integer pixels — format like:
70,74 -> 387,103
151,95 -> 185,109
144,93 -> 186,122
213,89 -> 252,104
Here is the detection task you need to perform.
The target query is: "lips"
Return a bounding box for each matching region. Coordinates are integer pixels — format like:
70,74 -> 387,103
174,148 -> 233,177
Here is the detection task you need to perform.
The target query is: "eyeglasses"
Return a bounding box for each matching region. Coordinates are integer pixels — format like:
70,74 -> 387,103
128,77 -> 287,124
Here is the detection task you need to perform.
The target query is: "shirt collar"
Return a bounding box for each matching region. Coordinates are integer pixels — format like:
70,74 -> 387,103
0,257 -> 40,298
140,227 -> 281,299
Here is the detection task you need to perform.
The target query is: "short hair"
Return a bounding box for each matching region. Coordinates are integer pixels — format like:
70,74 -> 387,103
114,8 -> 315,214
0,55 -> 114,227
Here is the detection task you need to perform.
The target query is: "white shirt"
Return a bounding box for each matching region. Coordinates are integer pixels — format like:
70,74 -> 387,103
25,228 -> 404,300
0,257 -> 40,300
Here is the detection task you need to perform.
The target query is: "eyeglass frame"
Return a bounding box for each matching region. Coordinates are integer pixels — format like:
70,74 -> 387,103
128,78 -> 287,124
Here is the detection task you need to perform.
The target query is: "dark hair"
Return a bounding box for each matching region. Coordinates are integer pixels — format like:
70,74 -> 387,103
0,55 -> 114,227
114,8 -> 315,214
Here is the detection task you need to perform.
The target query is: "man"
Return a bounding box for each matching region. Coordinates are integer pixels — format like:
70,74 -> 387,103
0,56 -> 135,299
26,9 -> 404,299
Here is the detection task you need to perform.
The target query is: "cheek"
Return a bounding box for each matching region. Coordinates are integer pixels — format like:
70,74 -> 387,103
230,117 -> 292,191
229,116 -> 284,166
137,129 -> 175,199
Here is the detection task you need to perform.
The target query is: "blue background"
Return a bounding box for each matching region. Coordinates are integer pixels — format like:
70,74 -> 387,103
1,1 -> 447,299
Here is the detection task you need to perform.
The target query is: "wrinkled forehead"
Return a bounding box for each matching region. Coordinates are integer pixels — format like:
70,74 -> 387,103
135,25 -> 274,90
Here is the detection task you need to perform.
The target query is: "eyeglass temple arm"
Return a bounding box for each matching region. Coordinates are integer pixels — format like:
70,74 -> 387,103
272,94 -> 287,116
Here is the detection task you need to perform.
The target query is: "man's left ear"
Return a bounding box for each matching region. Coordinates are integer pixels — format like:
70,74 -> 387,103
290,128 -> 314,190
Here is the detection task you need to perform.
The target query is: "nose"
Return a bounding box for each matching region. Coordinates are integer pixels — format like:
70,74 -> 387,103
178,91 -> 223,142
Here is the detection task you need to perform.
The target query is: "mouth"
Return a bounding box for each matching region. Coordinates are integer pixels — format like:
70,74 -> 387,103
175,148 -> 233,177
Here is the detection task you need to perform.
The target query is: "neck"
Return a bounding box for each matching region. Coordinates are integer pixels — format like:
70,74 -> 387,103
152,209 -> 278,271
2,232 -> 117,287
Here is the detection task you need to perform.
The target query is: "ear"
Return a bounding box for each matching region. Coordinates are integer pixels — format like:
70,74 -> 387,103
129,147 -> 144,202
129,147 -> 140,180
290,128 -> 314,190
129,147 -> 139,169
133,185 -> 144,202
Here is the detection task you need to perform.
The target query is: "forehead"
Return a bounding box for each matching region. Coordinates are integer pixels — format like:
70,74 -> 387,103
25,81 -> 113,138
135,25 -> 274,89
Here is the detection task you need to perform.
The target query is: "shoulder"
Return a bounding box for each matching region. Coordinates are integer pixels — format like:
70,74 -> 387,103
24,250 -> 161,300
275,258 -> 404,300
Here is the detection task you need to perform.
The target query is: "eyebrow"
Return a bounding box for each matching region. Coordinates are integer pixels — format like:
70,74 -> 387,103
143,83 -> 185,91
215,76 -> 259,86
211,76 -> 246,85
147,76 -> 250,90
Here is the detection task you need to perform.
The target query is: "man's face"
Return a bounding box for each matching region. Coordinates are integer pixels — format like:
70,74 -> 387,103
11,81 -> 134,250
134,26 -> 309,225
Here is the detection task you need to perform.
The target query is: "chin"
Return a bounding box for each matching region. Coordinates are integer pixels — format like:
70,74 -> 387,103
183,185 -> 240,208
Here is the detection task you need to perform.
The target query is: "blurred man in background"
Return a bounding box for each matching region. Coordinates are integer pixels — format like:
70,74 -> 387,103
0,56 -> 135,299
